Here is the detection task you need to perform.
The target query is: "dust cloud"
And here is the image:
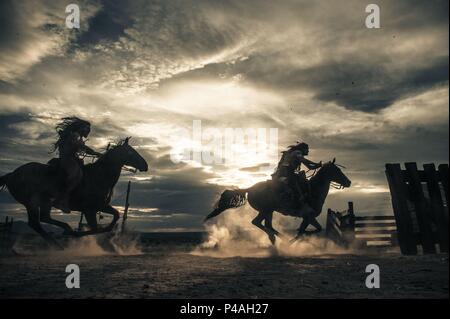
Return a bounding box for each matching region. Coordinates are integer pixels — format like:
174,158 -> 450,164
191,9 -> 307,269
11,231 -> 142,257
193,206 -> 353,258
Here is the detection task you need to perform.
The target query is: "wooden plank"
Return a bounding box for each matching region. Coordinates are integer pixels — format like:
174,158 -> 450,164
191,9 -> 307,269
366,241 -> 393,248
331,221 -> 342,237
365,238 -> 394,243
385,163 -> 417,255
438,164 -> 449,206
355,222 -> 397,228
346,202 -> 355,242
355,216 -> 395,221
423,164 -> 449,252
326,210 -> 343,243
355,229 -> 397,235
405,162 -> 436,253
325,209 -> 333,237
330,213 -> 341,227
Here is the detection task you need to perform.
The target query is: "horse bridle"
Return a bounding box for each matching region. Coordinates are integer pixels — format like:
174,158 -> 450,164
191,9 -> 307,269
331,163 -> 347,189
83,154 -> 138,173
307,162 -> 347,189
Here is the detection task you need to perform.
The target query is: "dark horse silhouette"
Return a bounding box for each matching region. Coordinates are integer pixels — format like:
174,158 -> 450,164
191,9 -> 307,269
0,137 -> 148,248
205,159 -> 351,244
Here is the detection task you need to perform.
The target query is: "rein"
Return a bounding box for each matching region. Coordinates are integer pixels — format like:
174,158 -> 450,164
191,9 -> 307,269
305,168 -> 318,179
122,166 -> 137,173
309,163 -> 347,189
84,148 -> 138,173
330,182 -> 344,189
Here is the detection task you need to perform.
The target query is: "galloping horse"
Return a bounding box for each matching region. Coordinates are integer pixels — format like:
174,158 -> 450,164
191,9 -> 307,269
205,159 -> 351,244
0,138 -> 148,248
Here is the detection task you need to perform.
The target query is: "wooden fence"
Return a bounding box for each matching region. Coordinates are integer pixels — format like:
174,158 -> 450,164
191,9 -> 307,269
326,163 -> 448,255
325,202 -> 355,247
385,162 -> 449,255
326,202 -> 398,249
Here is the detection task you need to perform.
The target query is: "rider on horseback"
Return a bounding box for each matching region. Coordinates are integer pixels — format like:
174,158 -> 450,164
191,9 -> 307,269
52,117 -> 102,213
272,142 -> 322,205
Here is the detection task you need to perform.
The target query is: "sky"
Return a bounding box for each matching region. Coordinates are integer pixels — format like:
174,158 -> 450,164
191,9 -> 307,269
0,0 -> 448,232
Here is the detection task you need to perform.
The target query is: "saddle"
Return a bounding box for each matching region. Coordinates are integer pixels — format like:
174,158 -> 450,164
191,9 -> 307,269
47,157 -> 83,189
47,158 -> 83,171
272,175 -> 309,209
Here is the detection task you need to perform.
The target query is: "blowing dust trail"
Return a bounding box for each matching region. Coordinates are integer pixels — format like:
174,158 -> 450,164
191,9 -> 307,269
12,231 -> 142,257
193,206 -> 354,258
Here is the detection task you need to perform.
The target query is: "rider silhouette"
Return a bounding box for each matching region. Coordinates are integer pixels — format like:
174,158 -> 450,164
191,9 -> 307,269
272,142 -> 322,205
52,117 -> 101,213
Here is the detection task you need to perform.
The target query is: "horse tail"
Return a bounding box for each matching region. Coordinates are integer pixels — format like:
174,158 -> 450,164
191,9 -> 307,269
0,173 -> 11,191
204,188 -> 248,222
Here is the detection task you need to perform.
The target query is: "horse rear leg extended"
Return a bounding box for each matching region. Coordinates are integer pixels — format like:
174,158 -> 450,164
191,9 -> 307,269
252,211 -> 276,245
39,199 -> 75,236
26,204 -> 63,249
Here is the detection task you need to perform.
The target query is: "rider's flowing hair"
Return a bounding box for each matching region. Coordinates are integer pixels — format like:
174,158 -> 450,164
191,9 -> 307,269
51,116 -> 91,153
274,142 -> 309,171
286,142 -> 308,153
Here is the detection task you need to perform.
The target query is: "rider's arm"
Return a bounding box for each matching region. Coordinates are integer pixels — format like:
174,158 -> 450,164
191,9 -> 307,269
70,132 -> 101,157
299,156 -> 322,170
83,145 -> 102,157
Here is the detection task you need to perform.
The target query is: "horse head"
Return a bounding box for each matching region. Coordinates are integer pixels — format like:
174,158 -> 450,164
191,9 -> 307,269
106,137 -> 148,172
320,158 -> 351,188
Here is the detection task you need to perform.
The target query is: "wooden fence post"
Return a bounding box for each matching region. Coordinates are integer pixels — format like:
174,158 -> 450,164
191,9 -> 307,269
438,164 -> 449,207
347,201 -> 355,242
121,181 -> 131,233
423,164 -> 449,252
405,162 -> 436,253
385,163 -> 417,255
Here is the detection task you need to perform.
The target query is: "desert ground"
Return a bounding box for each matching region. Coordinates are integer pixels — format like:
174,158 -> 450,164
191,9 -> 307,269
0,232 -> 448,299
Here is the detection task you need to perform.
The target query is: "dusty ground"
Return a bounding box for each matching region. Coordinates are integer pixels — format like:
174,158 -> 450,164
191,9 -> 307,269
0,243 -> 448,299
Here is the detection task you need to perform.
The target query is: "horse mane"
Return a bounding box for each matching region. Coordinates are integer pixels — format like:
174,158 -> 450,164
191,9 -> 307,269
103,138 -> 129,151
85,138 -> 129,167
309,161 -> 332,183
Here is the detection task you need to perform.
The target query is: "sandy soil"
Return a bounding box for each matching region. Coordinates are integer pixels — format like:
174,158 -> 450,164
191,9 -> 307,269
0,243 -> 448,299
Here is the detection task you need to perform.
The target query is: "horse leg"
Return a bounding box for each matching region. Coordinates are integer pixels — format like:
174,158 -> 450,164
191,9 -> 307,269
26,204 -> 63,249
252,211 -> 276,245
291,215 -> 322,243
264,212 -> 283,238
39,198 -> 75,236
309,217 -> 322,232
73,210 -> 101,236
75,210 -> 116,236
99,205 -> 120,232
297,217 -> 310,234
